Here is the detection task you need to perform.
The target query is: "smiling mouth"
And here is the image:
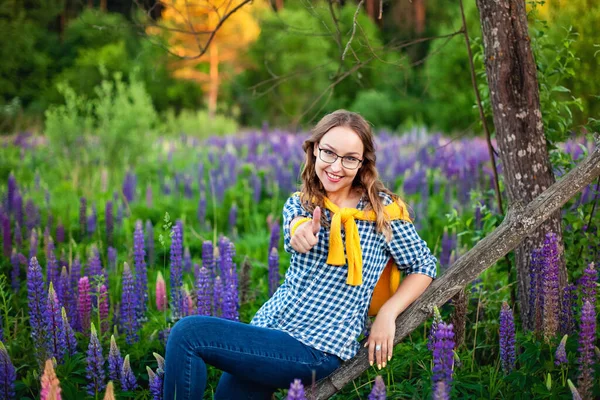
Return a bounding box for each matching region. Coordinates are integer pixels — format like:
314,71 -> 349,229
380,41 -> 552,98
326,171 -> 342,181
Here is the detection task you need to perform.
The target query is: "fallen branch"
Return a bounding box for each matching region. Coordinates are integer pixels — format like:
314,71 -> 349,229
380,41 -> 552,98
309,136 -> 600,398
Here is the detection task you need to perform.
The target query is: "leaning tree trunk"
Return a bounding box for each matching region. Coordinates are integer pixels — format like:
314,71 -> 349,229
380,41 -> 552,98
309,139 -> 600,398
474,0 -> 566,330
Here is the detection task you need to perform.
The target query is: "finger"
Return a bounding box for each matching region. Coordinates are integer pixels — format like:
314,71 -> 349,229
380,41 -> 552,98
379,342 -> 387,368
312,207 -> 321,235
366,341 -> 374,366
387,338 -> 393,362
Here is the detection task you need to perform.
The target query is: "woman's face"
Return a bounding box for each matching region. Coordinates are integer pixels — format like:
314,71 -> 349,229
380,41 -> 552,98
313,126 -> 364,199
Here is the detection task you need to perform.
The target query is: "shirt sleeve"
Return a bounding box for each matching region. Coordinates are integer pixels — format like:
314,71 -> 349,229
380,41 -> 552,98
282,193 -> 312,254
386,220 -> 438,279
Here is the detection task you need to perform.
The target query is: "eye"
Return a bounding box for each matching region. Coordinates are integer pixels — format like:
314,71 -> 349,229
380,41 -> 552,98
322,149 -> 335,155
346,157 -> 359,163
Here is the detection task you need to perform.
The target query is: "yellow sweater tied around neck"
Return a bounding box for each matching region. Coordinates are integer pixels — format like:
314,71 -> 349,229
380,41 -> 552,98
292,192 -> 411,286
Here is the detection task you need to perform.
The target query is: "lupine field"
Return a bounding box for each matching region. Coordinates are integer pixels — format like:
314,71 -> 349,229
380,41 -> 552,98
0,129 -> 598,399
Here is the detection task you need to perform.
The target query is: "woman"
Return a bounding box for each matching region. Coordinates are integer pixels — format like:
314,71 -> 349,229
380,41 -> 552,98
163,110 -> 437,399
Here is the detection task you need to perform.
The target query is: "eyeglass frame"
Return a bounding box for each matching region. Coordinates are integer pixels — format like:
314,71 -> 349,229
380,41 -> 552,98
317,146 -> 363,170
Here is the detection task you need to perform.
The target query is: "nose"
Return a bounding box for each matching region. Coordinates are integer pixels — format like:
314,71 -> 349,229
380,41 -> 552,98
330,157 -> 343,172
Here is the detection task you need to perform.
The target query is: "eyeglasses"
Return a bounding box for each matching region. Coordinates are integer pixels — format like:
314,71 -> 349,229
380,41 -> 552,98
317,146 -> 363,170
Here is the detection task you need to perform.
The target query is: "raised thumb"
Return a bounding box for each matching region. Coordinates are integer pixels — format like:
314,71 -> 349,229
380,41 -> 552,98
312,206 -> 322,235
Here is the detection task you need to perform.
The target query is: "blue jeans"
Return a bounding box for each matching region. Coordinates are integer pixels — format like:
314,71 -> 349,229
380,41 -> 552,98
162,316 -> 342,399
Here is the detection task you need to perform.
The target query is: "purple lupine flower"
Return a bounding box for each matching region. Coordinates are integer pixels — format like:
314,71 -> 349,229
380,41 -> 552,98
78,277 -> 92,334
169,224 -> 183,320
120,262 -> 139,344
10,250 -> 22,292
121,354 -> 137,391
61,307 -> 77,357
11,194 -> 22,233
68,258 -> 81,331
180,286 -> 191,317
576,300 -> 596,399
528,248 -> 544,333
108,335 -> 123,383
197,193 -> 206,230
56,221 -> 65,244
555,334 -> 568,366
0,341 -> 16,400
98,284 -> 110,335
6,174 -> 16,212
29,227 -> 38,259
87,204 -> 97,237
105,201 -> 113,247
25,199 -> 38,234
368,375 -> 386,400
183,246 -> 192,274
27,256 -> 50,364
560,283 -> 577,336
79,197 -> 87,240
541,233 -> 560,342
202,240 -> 215,282
86,248 -> 104,291
220,241 -> 238,321
158,326 -> 170,347
228,203 -> 237,233
578,263 -> 597,306
269,248 -> 280,296
499,302 -> 516,374
107,247 -> 117,271
439,230 -> 457,271
286,379 -> 307,400
146,184 -> 153,208
196,266 -> 211,316
57,266 -> 69,308
431,322 -> 454,399
123,171 -> 137,203
86,323 -> 106,396
213,276 -> 223,317
428,306 -> 443,351
145,220 -> 154,267
269,219 -> 280,252
46,282 -> 66,363
176,220 -> 184,249
46,240 -> 59,286
133,220 -> 148,321
568,379 -> 583,400
147,366 -> 163,400
433,381 -> 449,400
2,214 -> 11,257
13,222 -> 22,251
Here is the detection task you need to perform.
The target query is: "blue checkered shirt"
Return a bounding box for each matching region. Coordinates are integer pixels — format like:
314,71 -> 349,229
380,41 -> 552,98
250,192 -> 438,361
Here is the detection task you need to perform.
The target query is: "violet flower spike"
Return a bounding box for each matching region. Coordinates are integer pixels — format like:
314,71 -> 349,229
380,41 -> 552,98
286,379 -> 307,400
555,334 -> 568,366
27,256 -> 50,364
46,282 -> 66,363
268,247 -> 280,296
121,354 -> 138,391
120,262 -> 139,344
576,300 -> 596,399
86,323 -> 106,396
133,220 -> 148,321
98,284 -> 110,335
541,232 -> 560,342
431,322 -> 454,399
499,301 -> 516,374
0,341 -> 16,400
196,267 -> 211,316
61,307 -> 78,357
108,335 -> 123,383
169,224 -> 183,320
147,366 -> 163,400
367,375 -> 386,400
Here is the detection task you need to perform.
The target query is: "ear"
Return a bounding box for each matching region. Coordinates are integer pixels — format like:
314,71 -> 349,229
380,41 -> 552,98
313,142 -> 319,158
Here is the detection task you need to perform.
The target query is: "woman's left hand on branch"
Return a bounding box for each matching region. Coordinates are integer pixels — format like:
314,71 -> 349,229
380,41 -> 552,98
364,309 -> 396,369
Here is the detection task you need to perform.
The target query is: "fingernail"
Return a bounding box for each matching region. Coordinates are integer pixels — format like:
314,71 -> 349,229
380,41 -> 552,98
388,356 -> 391,361
370,361 -> 373,366
382,362 -> 386,368
377,364 -> 381,370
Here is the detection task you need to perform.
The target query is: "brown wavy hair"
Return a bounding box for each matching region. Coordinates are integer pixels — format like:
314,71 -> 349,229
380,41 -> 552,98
299,109 -> 403,241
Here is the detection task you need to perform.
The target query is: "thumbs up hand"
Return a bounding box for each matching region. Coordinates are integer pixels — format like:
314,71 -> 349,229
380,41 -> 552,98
290,207 -> 321,253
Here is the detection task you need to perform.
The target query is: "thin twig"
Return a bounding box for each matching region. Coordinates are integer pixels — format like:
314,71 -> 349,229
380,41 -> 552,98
342,0 -> 364,61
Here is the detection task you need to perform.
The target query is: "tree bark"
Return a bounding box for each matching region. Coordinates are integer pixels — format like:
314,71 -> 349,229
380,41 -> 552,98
308,139 -> 600,398
474,0 -> 566,330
